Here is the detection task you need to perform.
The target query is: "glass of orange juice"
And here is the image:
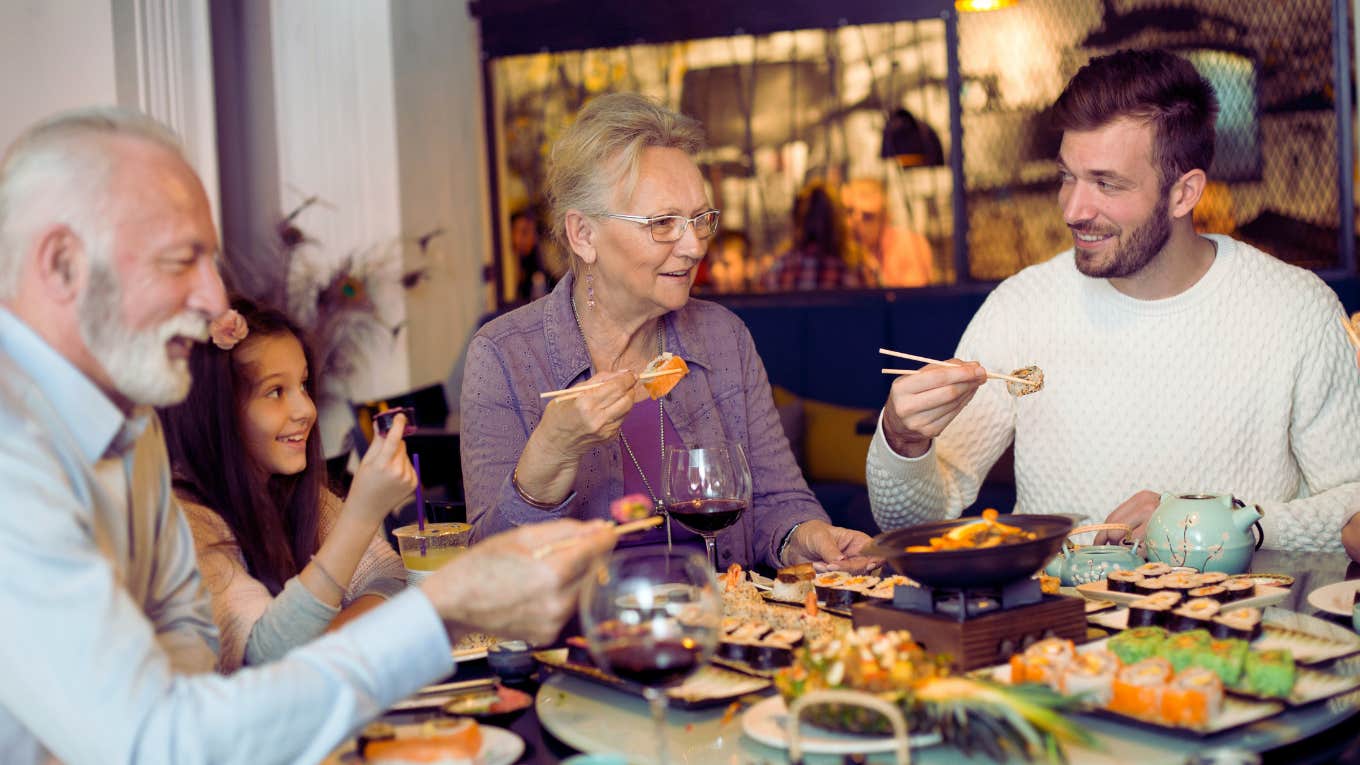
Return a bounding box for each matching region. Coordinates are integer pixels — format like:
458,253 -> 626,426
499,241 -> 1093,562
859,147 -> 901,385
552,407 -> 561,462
393,522 -> 472,585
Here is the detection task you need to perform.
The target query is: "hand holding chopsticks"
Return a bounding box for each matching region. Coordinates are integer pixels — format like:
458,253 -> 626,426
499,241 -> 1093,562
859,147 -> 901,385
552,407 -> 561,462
532,515 -> 663,559
540,368 -> 683,401
879,348 -> 1035,387
1340,315 -> 1360,352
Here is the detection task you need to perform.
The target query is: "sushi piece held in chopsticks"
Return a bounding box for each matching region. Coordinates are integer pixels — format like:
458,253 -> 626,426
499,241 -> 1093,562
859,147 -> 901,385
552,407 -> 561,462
609,493 -> 654,523
641,352 -> 689,399
1006,365 -> 1045,397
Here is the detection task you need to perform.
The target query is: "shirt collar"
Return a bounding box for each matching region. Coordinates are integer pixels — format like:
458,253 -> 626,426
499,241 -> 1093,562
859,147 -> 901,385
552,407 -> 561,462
542,271 -> 714,390
0,307 -> 144,461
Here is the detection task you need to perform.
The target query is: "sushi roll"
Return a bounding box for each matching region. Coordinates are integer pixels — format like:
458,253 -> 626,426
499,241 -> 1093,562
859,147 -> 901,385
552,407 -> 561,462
1171,598 -> 1221,632
1145,590 -> 1183,608
749,637 -> 795,669
1019,637 -> 1075,688
1108,626 -> 1169,665
1160,573 -> 1199,594
1161,666 -> 1224,729
1187,585 -> 1227,603
1059,649 -> 1120,706
765,629 -> 804,649
1128,596 -> 1175,628
1221,579 -> 1255,602
1160,629 -> 1213,672
1109,657 -> 1173,719
1136,562 -> 1173,578
1135,576 -> 1170,596
1107,570 -> 1144,593
812,571 -> 851,603
1211,607 -> 1263,641
1236,649 -> 1295,699
859,574 -> 913,604
720,617 -> 743,635
1192,639 -> 1248,687
717,640 -> 753,662
728,622 -> 772,643
771,563 -> 816,603
1196,572 -> 1230,587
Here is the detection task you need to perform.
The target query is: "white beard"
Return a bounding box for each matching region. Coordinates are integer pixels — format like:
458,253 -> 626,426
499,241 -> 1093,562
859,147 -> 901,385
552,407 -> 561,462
78,265 -> 208,407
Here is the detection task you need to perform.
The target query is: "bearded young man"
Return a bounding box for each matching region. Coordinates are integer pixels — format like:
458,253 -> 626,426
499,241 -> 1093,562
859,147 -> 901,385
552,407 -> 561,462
866,49 -> 1360,552
0,109 -> 613,764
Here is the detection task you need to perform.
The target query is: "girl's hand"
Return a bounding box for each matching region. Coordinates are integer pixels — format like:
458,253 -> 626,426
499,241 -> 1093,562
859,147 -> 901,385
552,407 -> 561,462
345,413 -> 418,525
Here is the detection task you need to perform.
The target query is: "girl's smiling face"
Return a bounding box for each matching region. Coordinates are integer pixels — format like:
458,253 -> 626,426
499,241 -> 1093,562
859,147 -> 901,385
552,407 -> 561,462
235,333 -> 316,476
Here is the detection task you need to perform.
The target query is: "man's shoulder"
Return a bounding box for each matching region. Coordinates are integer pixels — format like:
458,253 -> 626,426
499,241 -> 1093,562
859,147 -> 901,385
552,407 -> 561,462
983,251 -> 1078,305
1220,237 -> 1339,310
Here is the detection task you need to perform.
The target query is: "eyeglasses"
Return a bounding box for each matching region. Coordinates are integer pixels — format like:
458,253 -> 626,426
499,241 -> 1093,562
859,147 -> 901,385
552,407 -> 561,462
602,209 -> 721,243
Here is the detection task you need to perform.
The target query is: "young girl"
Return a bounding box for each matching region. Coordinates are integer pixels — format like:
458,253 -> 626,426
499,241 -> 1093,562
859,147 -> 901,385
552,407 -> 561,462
160,298 -> 416,672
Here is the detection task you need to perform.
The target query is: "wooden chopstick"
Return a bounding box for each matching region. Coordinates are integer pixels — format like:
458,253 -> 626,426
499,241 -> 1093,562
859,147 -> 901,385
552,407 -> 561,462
531,515 -> 664,560
540,368 -> 684,401
1340,315 -> 1360,351
878,348 -> 1034,387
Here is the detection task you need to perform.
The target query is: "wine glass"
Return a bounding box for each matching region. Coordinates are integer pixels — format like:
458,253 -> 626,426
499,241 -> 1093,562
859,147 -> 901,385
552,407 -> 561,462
579,549 -> 721,765
663,443 -> 753,571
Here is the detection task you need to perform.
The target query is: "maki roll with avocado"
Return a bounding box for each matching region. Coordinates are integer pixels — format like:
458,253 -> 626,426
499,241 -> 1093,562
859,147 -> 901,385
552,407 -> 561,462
1108,626 -> 1169,665
1235,649 -> 1295,699
1160,629 -> 1213,672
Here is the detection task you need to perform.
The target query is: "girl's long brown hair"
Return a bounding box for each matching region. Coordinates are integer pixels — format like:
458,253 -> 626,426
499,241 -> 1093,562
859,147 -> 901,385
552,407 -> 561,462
159,298 -> 325,595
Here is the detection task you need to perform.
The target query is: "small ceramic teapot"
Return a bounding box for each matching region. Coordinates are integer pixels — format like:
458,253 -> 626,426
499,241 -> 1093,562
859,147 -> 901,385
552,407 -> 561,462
1143,493 -> 1262,574
1045,523 -> 1144,586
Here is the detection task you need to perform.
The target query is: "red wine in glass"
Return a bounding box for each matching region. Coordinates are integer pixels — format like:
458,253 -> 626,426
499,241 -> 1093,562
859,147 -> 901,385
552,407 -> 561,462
666,498 -> 748,534
603,637 -> 703,687
663,444 -> 752,571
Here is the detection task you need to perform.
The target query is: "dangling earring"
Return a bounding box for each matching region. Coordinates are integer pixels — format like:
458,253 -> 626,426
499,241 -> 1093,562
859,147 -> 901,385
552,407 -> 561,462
585,265 -> 596,310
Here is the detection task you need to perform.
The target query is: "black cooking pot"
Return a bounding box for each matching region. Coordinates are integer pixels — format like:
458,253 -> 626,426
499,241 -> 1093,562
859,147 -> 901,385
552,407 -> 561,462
866,515 -> 1073,589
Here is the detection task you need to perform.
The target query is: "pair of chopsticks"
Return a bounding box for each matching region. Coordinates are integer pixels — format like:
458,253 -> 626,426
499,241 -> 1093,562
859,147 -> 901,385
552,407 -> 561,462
1341,315 -> 1360,351
879,348 -> 1033,387
389,678 -> 498,712
540,368 -> 684,402
531,515 -> 664,559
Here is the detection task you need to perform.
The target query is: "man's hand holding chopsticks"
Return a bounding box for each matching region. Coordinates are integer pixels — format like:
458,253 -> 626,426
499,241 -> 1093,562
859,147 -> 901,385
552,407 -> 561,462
882,359 -> 987,458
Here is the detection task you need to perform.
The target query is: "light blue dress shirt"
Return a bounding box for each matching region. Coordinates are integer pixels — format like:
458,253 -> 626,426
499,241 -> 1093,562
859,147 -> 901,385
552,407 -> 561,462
0,308 -> 455,764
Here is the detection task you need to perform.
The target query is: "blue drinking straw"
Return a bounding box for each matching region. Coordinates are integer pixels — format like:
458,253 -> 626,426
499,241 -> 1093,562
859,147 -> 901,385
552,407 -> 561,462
413,453 -> 426,555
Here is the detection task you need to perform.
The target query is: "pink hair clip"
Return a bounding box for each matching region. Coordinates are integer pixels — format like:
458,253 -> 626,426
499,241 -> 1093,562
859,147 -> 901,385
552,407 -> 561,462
209,309 -> 249,350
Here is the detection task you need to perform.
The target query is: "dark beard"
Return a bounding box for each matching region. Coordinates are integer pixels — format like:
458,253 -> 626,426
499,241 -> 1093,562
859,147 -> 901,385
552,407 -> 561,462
1073,194 -> 1172,279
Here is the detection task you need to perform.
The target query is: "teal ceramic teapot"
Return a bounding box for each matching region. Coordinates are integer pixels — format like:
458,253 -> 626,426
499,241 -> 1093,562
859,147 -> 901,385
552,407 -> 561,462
1142,493 -> 1262,574
1044,523 -> 1144,586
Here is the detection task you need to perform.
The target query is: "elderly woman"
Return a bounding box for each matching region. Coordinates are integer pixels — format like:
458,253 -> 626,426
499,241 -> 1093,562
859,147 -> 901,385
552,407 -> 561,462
461,93 -> 872,571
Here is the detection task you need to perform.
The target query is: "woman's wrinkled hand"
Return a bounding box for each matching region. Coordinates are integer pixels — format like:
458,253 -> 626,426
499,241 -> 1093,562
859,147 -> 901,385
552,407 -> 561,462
535,370 -> 639,461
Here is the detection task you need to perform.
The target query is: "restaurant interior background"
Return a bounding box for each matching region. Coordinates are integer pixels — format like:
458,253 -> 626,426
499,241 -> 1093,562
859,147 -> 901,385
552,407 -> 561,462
1,0 -> 1358,505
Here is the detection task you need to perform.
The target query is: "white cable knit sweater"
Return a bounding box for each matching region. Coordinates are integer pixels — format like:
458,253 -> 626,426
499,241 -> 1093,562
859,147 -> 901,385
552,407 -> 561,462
868,235 -> 1360,552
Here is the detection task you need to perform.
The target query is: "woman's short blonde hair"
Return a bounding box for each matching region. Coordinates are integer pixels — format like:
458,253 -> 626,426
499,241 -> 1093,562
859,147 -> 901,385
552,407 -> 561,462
546,93 -> 705,270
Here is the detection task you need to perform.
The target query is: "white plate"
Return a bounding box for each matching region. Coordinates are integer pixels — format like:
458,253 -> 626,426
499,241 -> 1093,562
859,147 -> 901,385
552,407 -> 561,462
324,723 -> 523,765
1076,580 -> 1289,610
1307,579 -> 1360,617
740,695 -> 942,754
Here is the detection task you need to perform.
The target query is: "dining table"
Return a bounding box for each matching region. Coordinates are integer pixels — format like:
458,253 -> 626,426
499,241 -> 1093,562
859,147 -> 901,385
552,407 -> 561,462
367,549 -> 1360,765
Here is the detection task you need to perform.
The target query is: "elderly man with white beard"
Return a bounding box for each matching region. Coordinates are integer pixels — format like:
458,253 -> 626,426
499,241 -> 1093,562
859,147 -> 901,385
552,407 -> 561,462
0,109 -> 614,764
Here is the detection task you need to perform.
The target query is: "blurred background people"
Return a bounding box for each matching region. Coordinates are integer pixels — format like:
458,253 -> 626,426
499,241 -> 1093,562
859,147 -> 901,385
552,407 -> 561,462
762,180 -> 867,291
511,208 -> 556,301
842,176 -> 933,287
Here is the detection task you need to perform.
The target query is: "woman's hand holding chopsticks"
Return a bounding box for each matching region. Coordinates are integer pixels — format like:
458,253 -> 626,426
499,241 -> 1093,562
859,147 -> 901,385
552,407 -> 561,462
513,370 -> 637,508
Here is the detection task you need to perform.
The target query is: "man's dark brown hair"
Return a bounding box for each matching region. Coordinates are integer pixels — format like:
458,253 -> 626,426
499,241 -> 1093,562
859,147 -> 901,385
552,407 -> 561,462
1051,49 -> 1219,191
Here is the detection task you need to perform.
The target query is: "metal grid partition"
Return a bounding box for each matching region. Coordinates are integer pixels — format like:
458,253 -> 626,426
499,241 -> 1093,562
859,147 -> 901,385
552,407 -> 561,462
959,0 -> 1354,279
472,0 -> 1354,304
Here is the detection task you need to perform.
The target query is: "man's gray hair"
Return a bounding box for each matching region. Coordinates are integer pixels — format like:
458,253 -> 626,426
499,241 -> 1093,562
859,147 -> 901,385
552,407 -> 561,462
0,108 -> 185,299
